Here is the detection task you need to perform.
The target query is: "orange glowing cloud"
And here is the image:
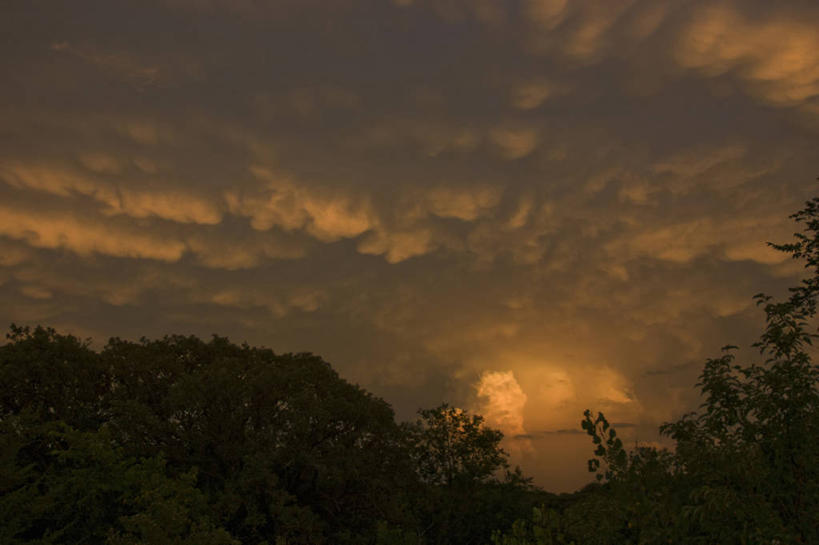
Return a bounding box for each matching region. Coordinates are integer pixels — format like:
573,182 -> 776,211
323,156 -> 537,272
228,166 -> 375,241
0,203 -> 186,261
675,5 -> 819,106
476,370 -> 528,436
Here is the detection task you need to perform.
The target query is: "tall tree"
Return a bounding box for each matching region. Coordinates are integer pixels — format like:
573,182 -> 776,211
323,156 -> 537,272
0,330 -> 420,544
660,194 -> 819,543
495,190 -> 819,544
405,404 -> 508,488
404,404 -> 537,545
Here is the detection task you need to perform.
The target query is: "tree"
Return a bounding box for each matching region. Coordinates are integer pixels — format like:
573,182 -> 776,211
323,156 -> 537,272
403,404 -> 538,545
101,335 -> 419,544
0,330 -> 419,544
404,403 -> 508,488
0,325 -> 107,430
659,194 -> 819,543
495,191 -> 819,544
0,420 -> 236,545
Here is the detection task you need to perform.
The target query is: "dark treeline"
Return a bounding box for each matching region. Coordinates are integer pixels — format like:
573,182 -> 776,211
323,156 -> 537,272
3,195 -> 819,544
0,327 -> 552,545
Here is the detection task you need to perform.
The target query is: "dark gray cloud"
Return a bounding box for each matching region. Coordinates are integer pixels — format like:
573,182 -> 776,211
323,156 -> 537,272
2,0 -> 818,491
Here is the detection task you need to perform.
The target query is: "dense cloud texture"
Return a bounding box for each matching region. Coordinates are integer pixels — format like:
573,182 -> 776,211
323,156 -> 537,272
2,0 -> 818,491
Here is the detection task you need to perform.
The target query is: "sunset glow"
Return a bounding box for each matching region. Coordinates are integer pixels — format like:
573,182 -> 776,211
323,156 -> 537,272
2,0 -> 818,492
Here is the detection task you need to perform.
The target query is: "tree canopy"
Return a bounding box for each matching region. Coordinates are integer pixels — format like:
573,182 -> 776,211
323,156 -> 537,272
0,328 -> 539,545
4,193 -> 819,544
493,194 -> 819,544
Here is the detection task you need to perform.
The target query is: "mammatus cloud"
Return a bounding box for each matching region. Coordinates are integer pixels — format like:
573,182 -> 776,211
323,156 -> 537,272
524,0 -> 569,29
675,4 -> 819,107
490,128 -> 539,160
227,166 -> 374,241
510,79 -> 568,110
2,0 -> 818,492
0,161 -> 223,225
0,203 -> 187,262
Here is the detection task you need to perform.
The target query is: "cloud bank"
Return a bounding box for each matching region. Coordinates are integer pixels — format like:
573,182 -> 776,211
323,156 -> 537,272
1,0 -> 817,491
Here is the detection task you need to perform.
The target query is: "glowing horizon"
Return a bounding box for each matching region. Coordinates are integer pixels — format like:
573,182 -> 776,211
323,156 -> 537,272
2,0 -> 818,492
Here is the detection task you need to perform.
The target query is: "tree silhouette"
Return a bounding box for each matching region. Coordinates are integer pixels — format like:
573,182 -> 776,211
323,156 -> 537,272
495,190 -> 819,544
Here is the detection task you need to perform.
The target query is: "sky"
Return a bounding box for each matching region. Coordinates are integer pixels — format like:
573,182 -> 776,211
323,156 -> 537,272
2,0 -> 819,492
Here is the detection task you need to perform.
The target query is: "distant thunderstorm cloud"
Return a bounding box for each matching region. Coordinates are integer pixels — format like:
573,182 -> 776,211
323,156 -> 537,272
1,0 -> 818,491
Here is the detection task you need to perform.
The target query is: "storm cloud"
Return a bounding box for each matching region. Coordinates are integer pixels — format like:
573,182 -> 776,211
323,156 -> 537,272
2,0 -> 818,491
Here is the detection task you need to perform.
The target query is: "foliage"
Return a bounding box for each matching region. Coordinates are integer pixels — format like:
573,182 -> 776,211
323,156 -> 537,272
0,330 -> 423,544
491,506 -> 573,545
403,404 -> 540,545
1,328 -> 540,544
404,404 -> 508,488
659,195 -> 819,543
494,193 -> 819,544
7,195 -> 819,544
581,409 -> 627,482
0,418 -> 235,545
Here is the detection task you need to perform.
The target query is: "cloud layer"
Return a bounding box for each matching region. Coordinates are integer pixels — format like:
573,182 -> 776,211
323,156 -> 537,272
2,0 -> 818,491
